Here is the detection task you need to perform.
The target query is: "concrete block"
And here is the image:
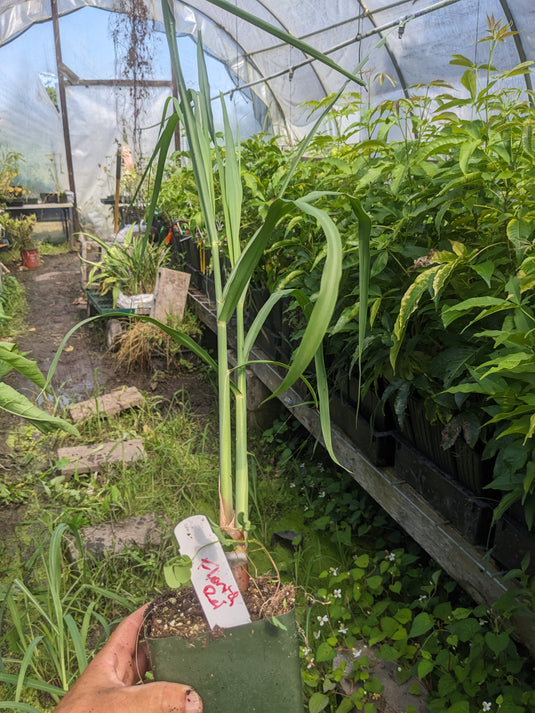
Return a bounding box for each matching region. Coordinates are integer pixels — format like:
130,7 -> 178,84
70,386 -> 144,422
67,512 -> 166,559
57,438 -> 145,476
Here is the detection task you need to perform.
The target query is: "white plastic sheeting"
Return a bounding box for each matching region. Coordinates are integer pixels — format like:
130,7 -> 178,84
1,0 -> 534,231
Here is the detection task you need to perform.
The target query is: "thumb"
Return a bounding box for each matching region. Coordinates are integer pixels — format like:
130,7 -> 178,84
115,682 -> 203,713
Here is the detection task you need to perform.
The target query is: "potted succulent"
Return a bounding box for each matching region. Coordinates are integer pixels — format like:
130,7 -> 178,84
2,213 -> 39,269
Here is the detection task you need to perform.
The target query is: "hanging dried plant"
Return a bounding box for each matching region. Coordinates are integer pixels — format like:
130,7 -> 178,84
111,0 -> 154,160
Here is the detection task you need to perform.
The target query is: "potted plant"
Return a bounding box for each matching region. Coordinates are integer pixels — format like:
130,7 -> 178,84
2,213 -> 39,268
125,3 -> 371,711
0,146 -> 23,207
82,227 -> 171,313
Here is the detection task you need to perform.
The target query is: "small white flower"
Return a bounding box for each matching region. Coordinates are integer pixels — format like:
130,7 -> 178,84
482,703 -> 491,712
313,630 -> 321,639
479,619 -> 488,626
318,490 -> 326,498
307,659 -> 315,669
397,666 -> 402,672
338,625 -> 348,634
333,589 -> 342,598
318,615 -> 329,626
351,648 -> 362,658
418,594 -> 427,602
331,567 -> 339,576
304,506 -> 309,511
290,482 -> 296,488
386,552 -> 396,562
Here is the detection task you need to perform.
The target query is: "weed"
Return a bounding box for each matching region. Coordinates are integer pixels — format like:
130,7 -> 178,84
0,524 -> 131,710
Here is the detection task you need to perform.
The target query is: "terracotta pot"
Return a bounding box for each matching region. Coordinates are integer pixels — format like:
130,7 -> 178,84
145,608 -> 304,713
20,248 -> 39,269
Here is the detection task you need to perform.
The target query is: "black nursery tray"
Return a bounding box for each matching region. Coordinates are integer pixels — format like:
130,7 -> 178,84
85,289 -> 135,315
330,392 -> 395,467
394,434 -> 494,547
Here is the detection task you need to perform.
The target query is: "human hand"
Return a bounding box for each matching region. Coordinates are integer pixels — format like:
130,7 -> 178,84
54,605 -> 202,713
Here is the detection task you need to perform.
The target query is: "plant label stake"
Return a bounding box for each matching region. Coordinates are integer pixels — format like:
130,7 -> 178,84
174,515 -> 251,630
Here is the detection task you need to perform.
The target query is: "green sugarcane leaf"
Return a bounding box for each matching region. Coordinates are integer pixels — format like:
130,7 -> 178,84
220,199 -> 294,322
244,289 -> 294,359
203,0 -> 364,85
273,199 -> 343,395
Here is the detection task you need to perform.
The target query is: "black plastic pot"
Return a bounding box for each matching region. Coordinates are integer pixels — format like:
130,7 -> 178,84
146,608 -> 303,713
394,435 -> 494,546
493,514 -> 535,574
329,392 -> 395,467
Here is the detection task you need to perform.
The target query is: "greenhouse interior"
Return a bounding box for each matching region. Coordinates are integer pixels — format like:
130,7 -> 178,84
1,1 -> 535,711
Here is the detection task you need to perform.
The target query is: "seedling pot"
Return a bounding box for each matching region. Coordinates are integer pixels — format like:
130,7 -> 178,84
145,608 -> 304,713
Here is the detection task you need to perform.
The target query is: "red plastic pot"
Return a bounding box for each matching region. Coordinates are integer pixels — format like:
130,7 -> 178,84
20,248 -> 39,269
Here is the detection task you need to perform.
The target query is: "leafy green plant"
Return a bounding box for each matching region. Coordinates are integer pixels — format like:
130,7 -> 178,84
300,542 -> 535,713
2,214 -> 37,251
0,147 -> 23,206
83,227 -> 171,303
0,340 -> 78,436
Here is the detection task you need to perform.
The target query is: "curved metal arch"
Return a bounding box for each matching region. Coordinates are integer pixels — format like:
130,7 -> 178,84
358,0 -> 410,99
179,0 -> 292,136
498,0 -> 533,95
251,0 -> 333,108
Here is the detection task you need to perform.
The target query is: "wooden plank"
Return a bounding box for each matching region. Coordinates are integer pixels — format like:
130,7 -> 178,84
57,438 -> 146,476
152,268 -> 191,322
70,386 -> 144,423
248,355 -> 535,657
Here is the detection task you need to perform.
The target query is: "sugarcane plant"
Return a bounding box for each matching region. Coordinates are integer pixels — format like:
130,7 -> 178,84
49,0 -> 372,582
136,0 -> 372,580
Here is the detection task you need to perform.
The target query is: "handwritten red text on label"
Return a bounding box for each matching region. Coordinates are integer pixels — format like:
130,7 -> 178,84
198,558 -> 239,611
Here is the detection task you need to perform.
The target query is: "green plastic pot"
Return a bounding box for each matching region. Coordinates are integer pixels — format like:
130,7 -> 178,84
146,608 -> 304,713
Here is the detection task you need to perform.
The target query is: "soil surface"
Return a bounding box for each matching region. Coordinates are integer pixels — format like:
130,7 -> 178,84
0,249 -> 215,452
145,579 -> 295,639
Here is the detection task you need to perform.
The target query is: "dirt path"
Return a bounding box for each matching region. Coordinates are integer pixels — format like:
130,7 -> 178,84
1,250 -> 215,450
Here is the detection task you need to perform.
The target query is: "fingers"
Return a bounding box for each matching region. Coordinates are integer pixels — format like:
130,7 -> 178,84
90,606 -> 149,685
54,682 -> 202,713
99,682 -> 203,713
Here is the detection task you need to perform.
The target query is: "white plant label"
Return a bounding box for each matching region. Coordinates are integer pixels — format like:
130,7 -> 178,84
174,514 -> 252,630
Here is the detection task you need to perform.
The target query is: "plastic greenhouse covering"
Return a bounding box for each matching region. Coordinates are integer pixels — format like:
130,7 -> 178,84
1,0 -> 534,234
